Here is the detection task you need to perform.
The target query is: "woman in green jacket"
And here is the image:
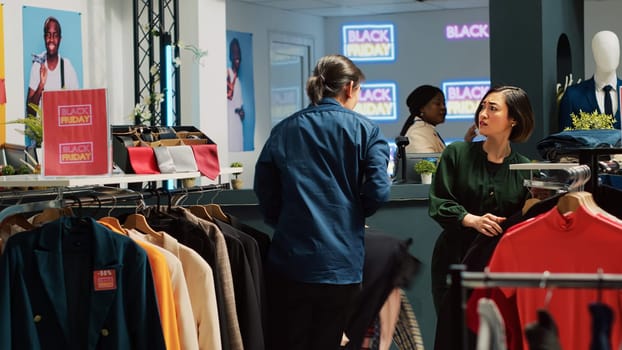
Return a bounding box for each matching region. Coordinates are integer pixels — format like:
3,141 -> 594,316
428,86 -> 535,313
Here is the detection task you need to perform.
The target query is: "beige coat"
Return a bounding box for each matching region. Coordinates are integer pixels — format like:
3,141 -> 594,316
404,117 -> 445,153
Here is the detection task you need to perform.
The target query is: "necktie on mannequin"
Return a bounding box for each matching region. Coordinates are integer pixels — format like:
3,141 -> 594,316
603,85 -> 613,116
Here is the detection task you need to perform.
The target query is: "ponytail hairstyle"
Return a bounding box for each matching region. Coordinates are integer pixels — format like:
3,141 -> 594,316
399,85 -> 443,136
306,54 -> 365,105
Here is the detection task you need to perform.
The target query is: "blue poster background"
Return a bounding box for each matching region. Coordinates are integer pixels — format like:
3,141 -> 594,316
226,30 -> 255,152
22,7 -> 83,107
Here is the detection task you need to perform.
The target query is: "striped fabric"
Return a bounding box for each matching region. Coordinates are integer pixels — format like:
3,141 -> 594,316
393,289 -> 424,350
358,289 -> 424,350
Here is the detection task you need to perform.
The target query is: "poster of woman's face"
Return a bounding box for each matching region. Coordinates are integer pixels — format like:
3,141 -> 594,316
22,6 -> 83,110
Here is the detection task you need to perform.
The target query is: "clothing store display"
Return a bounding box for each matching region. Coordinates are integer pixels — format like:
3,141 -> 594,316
168,145 -> 199,172
558,77 -> 622,131
536,129 -> 621,162
191,144 -> 221,180
485,202 -> 622,350
127,229 -> 199,350
461,193 -> 562,272
0,217 -> 166,350
127,146 -> 160,174
215,218 -> 265,350
153,146 -> 176,173
215,217 -> 267,349
140,225 -> 223,350
137,208 -> 243,350
524,309 -> 562,350
0,188 -> 428,350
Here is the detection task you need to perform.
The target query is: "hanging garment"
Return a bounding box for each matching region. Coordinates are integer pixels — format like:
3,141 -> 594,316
467,288 -> 524,350
344,230 -> 421,350
128,229 -> 199,350
141,226 -> 223,350
589,302 -> 614,350
392,289 -> 425,350
215,217 -> 266,350
477,298 -> 507,350
191,144 -> 221,180
227,213 -> 271,262
524,309 -> 562,350
139,207 -> 243,350
126,146 -> 160,174
0,217 -> 166,350
97,220 -> 183,350
461,193 -> 563,272
486,203 -> 622,350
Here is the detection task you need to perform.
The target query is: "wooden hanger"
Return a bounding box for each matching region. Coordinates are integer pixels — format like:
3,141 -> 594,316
0,213 -> 36,232
205,204 -> 229,223
124,213 -> 160,236
188,205 -> 214,221
556,191 -> 604,216
32,207 -> 74,227
522,198 -> 541,216
98,216 -> 127,234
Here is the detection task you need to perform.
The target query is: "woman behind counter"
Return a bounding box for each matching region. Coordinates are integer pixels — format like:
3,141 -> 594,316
428,85 -> 535,313
399,85 -> 448,153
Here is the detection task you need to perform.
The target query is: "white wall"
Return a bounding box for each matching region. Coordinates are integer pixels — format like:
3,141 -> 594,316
225,1 -> 325,187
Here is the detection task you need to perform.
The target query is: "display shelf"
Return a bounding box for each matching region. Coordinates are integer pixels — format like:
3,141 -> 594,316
0,172 -> 201,188
509,162 -> 579,170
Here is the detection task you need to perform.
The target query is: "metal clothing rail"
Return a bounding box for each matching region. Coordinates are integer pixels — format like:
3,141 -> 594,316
458,269 -> 622,289
446,265 -> 622,350
0,183 -> 229,222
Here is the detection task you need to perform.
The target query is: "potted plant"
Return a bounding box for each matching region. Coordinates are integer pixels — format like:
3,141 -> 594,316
6,103 -> 43,165
414,159 -> 436,184
230,162 -> 244,189
7,103 -> 43,148
564,109 -> 615,131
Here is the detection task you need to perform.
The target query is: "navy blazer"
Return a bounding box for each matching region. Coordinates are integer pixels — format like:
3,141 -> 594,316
0,216 -> 166,350
558,77 -> 622,131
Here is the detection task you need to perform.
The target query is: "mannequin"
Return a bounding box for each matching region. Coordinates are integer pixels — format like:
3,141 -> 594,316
558,30 -> 622,131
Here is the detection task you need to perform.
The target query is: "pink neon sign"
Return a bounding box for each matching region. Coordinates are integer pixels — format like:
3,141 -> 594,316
445,23 -> 489,40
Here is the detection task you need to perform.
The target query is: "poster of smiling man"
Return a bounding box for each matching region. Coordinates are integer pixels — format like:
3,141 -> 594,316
22,6 -> 83,129
226,30 -> 255,152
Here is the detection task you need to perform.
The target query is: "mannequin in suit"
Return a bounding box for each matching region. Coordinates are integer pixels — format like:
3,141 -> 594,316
558,30 -> 622,131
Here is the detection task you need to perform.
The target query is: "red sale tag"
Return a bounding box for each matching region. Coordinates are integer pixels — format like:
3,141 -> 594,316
93,269 -> 117,291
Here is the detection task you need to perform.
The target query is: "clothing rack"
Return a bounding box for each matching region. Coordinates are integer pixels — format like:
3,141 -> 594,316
0,183 -> 230,222
447,264 -> 622,350
510,163 -> 591,192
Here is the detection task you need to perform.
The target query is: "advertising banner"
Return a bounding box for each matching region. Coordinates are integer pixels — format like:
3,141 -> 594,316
342,23 -> 395,62
41,88 -> 109,176
354,82 -> 397,122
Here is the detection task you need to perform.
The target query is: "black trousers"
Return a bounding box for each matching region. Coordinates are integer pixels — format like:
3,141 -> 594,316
266,270 -> 360,350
